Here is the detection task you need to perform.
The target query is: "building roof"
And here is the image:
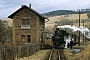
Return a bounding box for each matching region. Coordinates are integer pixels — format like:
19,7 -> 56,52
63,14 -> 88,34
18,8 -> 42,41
8,5 -> 45,19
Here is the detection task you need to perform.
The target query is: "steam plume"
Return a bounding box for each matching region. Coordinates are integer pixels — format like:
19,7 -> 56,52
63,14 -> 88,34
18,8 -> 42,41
57,25 -> 90,39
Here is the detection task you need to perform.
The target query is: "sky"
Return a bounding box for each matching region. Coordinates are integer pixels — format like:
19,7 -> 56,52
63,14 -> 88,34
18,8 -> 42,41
0,0 -> 90,18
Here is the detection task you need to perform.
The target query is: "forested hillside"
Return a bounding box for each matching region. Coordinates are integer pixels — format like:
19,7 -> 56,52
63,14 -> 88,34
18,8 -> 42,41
42,9 -> 90,17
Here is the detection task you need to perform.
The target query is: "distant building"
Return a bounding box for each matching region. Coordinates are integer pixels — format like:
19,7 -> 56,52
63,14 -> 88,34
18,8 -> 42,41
8,4 -> 47,46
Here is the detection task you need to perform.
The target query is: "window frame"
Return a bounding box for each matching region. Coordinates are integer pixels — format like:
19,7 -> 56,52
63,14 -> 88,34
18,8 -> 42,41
21,35 -> 25,43
21,17 -> 30,29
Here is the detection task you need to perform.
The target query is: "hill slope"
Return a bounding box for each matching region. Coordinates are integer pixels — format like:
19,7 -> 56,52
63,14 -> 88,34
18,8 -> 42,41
42,10 -> 88,17
45,13 -> 89,32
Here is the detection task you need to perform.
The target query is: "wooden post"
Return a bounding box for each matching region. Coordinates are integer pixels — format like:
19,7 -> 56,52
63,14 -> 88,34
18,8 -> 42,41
78,10 -> 80,46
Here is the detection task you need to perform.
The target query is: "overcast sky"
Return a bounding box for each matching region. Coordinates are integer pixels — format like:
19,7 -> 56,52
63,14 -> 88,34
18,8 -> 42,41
0,0 -> 90,18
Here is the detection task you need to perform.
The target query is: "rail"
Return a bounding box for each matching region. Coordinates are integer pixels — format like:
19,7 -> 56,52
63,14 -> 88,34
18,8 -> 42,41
48,48 -> 61,60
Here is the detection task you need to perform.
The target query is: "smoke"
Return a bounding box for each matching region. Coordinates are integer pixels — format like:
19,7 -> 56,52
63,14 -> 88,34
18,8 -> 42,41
57,25 -> 90,39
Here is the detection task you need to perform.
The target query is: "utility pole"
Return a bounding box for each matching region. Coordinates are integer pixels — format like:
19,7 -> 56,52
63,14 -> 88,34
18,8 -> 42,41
83,20 -> 85,44
78,9 -> 80,46
85,25 -> 87,43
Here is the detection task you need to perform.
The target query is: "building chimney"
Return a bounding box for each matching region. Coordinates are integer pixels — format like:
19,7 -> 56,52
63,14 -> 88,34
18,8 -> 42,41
21,5 -> 25,7
29,4 -> 31,8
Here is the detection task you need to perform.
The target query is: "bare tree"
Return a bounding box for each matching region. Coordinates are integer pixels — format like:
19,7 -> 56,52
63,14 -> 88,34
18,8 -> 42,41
0,20 -> 12,47
0,20 -> 6,47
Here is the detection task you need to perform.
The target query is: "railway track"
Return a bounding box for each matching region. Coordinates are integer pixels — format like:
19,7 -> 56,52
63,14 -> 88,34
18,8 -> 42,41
48,48 -> 66,60
48,49 -> 60,60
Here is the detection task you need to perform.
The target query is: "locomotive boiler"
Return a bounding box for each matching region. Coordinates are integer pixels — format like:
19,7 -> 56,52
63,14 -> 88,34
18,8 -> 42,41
52,28 -> 66,48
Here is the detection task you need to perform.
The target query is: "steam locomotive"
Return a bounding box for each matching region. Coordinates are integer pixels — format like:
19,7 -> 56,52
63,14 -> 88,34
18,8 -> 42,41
52,28 -> 67,49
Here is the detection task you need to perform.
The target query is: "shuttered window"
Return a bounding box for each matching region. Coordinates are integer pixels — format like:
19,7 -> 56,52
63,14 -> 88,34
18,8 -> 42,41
21,35 -> 25,43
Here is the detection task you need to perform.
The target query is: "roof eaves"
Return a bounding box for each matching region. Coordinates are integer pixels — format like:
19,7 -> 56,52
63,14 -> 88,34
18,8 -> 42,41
8,5 -> 46,19
8,5 -> 26,18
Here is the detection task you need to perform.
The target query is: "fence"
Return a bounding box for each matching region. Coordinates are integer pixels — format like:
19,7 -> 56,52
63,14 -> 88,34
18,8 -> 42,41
0,43 -> 40,60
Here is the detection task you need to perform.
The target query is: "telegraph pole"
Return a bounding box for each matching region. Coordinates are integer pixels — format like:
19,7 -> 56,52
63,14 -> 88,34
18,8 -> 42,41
78,9 -> 80,46
83,20 -> 85,44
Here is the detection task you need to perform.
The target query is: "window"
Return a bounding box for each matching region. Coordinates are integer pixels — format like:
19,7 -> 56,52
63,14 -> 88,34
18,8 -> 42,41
27,35 -> 31,42
21,35 -> 25,43
22,18 -> 25,25
26,18 -> 30,25
21,17 -> 30,29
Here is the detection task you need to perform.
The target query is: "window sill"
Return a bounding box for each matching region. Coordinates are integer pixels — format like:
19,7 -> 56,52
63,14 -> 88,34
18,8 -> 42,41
21,43 -> 31,45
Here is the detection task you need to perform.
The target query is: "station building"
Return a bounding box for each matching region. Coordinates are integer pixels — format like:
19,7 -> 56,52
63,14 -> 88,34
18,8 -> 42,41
8,4 -> 47,46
